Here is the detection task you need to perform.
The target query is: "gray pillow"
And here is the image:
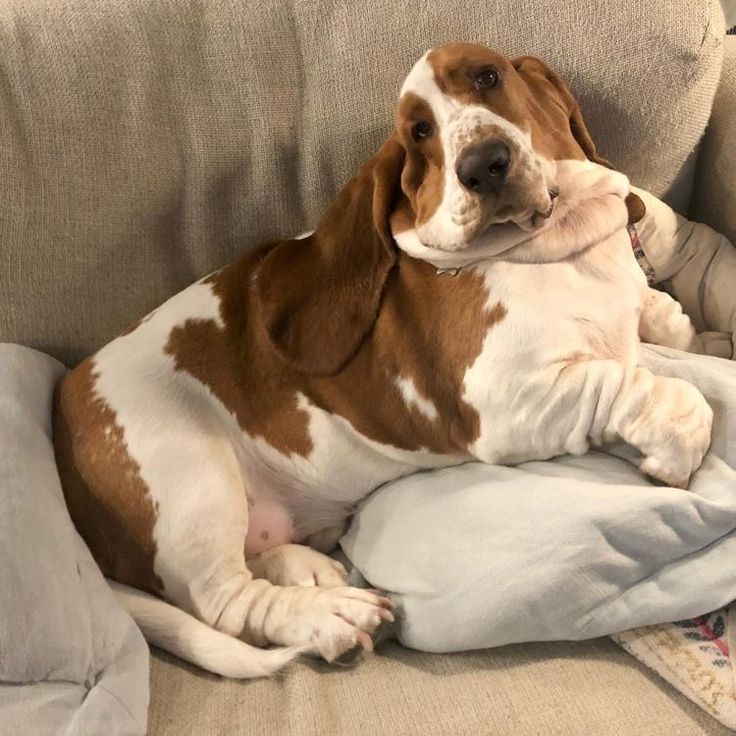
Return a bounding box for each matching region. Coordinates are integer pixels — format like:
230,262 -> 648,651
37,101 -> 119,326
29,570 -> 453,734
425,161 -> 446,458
341,345 -> 736,652
0,344 -> 149,736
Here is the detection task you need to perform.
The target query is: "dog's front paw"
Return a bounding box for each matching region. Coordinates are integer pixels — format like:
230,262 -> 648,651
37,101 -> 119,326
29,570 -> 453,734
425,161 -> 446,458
271,587 -> 395,664
635,377 -> 713,488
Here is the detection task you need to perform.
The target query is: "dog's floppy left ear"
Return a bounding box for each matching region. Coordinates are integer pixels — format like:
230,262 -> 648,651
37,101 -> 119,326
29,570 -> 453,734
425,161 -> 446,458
255,135 -> 405,376
513,56 -> 645,225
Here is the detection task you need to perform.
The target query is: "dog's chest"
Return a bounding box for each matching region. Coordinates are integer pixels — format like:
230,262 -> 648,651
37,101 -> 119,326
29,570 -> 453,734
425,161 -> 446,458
478,230 -> 643,361
455,229 -> 646,464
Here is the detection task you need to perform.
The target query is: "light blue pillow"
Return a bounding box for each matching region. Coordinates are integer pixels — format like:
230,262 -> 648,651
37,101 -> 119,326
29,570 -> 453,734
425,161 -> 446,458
0,344 -> 149,736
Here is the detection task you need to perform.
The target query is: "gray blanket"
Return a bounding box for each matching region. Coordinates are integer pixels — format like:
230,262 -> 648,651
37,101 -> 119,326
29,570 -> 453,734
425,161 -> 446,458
342,345 -> 736,652
0,345 -> 149,736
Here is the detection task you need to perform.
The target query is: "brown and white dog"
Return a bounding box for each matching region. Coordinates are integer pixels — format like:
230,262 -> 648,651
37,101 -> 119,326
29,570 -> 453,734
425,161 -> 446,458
53,43 -> 713,678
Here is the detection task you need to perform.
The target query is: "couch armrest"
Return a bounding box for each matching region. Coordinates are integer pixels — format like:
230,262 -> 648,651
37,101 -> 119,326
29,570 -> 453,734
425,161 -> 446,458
690,37 -> 736,241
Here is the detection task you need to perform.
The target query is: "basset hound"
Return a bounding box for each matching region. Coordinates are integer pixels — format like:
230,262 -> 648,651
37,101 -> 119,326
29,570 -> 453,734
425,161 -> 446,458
53,43 -> 715,678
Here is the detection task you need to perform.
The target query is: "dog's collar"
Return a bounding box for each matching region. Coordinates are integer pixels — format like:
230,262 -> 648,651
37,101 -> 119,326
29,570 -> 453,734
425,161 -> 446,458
394,221 -> 535,274
436,225 -> 657,282
627,222 -> 656,285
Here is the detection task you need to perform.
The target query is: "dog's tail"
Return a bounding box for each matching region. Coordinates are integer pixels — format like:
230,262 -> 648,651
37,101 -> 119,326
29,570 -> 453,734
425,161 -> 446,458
109,581 -> 303,678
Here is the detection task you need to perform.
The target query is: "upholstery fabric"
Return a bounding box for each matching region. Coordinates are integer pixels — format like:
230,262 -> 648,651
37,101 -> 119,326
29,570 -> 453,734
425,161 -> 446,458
692,37 -> 736,243
0,0 -> 725,365
149,640 -> 732,736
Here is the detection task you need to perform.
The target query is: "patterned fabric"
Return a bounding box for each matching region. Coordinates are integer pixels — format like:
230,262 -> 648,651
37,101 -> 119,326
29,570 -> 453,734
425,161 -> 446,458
628,223 -> 657,285
612,607 -> 736,729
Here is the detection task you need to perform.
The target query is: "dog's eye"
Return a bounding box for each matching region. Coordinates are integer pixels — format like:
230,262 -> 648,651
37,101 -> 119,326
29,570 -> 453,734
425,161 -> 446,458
412,120 -> 433,141
474,68 -> 499,90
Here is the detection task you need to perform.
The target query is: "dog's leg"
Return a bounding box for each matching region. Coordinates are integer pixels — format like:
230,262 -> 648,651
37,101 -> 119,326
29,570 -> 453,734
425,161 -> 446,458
234,579 -> 393,660
605,367 -> 713,488
247,544 -> 397,658
166,532 -> 392,663
638,287 -> 704,353
476,360 -> 712,489
150,443 -> 392,662
542,361 -> 712,488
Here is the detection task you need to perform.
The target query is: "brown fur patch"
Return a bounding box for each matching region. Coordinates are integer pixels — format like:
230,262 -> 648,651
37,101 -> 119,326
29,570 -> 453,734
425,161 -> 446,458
428,44 -> 521,108
254,137 -> 404,377
164,258 -> 314,459
318,255 -> 507,453
53,360 -> 163,594
390,197 -> 417,235
511,55 -> 647,223
396,92 -> 444,228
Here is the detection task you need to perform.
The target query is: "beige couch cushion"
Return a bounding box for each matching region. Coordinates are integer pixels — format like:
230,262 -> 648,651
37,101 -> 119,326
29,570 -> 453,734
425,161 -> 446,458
692,37 -> 736,243
0,0 -> 725,365
149,640 -> 732,735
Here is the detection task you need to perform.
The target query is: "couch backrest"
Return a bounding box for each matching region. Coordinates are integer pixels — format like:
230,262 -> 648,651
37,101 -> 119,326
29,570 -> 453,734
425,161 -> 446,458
0,0 -> 725,365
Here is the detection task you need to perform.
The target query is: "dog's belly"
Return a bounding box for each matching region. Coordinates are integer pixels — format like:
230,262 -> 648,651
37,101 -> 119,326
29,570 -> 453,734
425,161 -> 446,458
243,495 -> 295,557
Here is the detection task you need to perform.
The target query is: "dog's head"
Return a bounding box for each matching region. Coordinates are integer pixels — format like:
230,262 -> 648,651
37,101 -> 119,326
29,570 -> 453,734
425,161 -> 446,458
394,43 -> 643,249
256,43 -> 642,375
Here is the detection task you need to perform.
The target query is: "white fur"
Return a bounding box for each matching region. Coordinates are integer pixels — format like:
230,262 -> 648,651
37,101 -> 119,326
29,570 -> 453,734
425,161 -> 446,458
395,375 -> 439,420
398,160 -> 711,484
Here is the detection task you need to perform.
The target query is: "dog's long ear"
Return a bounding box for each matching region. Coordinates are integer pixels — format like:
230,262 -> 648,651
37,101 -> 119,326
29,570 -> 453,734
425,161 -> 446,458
255,135 -> 405,376
512,56 -> 645,225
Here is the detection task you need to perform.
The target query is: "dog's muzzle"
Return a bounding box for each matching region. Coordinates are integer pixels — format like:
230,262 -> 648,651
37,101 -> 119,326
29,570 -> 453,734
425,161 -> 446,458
454,135 -> 556,231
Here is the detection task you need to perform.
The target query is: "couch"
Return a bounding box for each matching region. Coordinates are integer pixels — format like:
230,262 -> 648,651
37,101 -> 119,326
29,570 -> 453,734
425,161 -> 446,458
2,0 -> 735,733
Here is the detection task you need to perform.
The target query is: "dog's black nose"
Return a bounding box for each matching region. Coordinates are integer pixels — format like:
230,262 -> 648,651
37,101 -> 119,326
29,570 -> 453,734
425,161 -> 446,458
456,140 -> 511,195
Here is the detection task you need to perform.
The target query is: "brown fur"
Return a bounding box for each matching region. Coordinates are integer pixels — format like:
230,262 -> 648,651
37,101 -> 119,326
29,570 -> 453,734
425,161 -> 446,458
396,93 -> 445,229
255,137 -> 405,377
165,256 -> 315,459
510,53 -> 645,223
53,360 -> 163,593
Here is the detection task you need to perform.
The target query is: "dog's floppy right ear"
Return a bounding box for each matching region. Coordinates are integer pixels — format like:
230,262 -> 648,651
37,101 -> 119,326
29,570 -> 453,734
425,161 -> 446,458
513,55 -> 645,224
255,136 -> 406,376
513,55 -> 611,166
